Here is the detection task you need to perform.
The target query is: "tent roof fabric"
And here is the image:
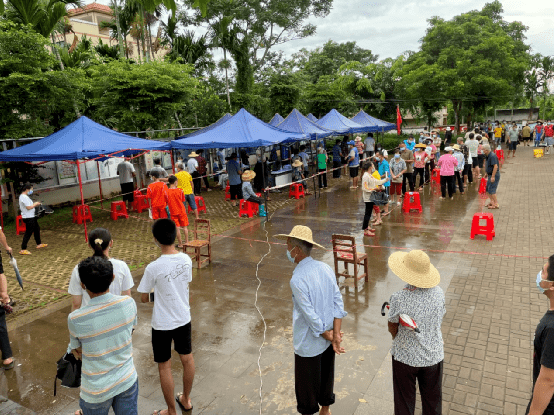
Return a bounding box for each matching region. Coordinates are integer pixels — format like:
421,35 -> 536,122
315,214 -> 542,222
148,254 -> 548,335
179,113 -> 232,139
171,108 -> 307,150
269,113 -> 284,127
317,109 -> 368,134
351,110 -> 396,132
276,109 -> 334,139
306,113 -> 318,122
0,116 -> 171,162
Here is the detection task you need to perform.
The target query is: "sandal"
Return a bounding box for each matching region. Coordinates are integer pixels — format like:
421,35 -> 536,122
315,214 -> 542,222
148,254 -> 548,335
3,359 -> 14,370
176,393 -> 193,411
36,244 -> 48,249
364,231 -> 375,237
373,221 -> 382,226
19,250 -> 31,255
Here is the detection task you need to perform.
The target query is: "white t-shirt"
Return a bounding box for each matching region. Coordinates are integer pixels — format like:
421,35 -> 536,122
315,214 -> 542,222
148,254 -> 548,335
465,139 -> 479,157
137,253 -> 193,331
117,161 -> 135,184
68,258 -> 134,308
187,158 -> 198,174
19,194 -> 35,219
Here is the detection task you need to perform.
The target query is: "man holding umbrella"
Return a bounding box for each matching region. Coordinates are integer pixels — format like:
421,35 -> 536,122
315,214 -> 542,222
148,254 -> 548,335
0,227 -> 14,369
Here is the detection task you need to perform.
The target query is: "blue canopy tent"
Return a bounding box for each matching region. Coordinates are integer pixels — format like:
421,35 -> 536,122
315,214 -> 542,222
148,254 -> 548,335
276,109 -> 334,140
269,113 -> 285,127
317,109 -> 368,134
306,113 -> 318,123
351,110 -> 396,132
0,116 -> 172,239
177,113 -> 232,139
171,108 -> 307,150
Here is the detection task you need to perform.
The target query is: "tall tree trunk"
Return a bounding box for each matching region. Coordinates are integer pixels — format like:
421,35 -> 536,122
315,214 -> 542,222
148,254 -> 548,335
223,48 -> 230,108
529,96 -> 534,120
112,0 -> 125,59
453,100 -> 461,134
147,20 -> 154,60
139,5 -> 148,63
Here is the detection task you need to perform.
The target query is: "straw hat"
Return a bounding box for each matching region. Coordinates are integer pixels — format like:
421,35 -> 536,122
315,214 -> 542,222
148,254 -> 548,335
415,143 -> 427,149
452,144 -> 461,151
388,250 -> 440,288
292,159 -> 303,168
355,136 -> 362,142
242,170 -> 256,181
188,151 -> 199,157
275,225 -> 325,249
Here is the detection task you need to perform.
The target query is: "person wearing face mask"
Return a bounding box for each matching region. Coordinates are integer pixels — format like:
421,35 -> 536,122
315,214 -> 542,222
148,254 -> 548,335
418,132 -> 426,144
389,150 -> 407,206
437,147 -> 458,200
399,143 -> 415,194
403,135 -> 416,152
432,130 -> 441,162
19,183 -> 47,255
526,255 -> 554,415
375,151 -> 391,216
361,162 -> 388,237
275,226 -> 347,415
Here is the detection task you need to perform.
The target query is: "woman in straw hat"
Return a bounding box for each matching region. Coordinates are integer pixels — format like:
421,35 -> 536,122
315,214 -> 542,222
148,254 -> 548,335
275,225 -> 347,415
386,250 -> 445,415
413,143 -> 428,190
241,170 -> 266,217
361,162 -> 388,236
292,159 -> 312,195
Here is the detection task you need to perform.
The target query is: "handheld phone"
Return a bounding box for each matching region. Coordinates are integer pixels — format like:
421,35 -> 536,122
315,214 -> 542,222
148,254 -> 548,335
149,292 -> 155,302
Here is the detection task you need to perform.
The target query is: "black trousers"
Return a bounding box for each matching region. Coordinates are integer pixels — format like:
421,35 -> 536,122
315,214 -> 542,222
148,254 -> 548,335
0,308 -> 12,361
463,163 -> 473,183
414,168 -> 425,188
191,171 -> 201,195
393,358 -> 443,415
440,175 -> 455,198
202,175 -> 210,189
21,217 -> 41,250
424,163 -> 431,183
295,345 -> 335,414
454,171 -> 464,193
362,201 -> 375,230
229,184 -> 242,201
318,169 -> 328,188
246,196 -> 264,205
332,160 -> 341,178
402,172 -> 414,194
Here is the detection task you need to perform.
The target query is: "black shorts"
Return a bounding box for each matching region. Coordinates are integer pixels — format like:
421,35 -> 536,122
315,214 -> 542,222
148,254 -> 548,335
349,167 -> 359,178
121,182 -> 134,202
152,322 -> 192,363
478,154 -> 485,168
509,141 -> 518,151
471,157 -> 478,166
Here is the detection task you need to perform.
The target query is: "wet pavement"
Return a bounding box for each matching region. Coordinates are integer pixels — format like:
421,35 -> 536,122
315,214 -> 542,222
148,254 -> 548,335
0,146 -> 549,414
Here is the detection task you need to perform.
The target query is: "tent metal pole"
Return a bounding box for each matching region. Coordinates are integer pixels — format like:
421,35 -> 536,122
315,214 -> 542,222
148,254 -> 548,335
77,160 -> 88,241
261,146 -> 269,222
96,161 -> 104,210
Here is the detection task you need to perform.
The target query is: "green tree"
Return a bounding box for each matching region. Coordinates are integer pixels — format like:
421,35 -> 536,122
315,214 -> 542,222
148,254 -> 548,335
524,54 -> 543,120
166,30 -> 215,77
538,55 -> 554,120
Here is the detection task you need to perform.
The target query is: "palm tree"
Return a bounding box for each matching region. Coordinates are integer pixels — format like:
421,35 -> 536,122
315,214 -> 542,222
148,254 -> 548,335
100,4 -> 134,58
209,16 -> 237,107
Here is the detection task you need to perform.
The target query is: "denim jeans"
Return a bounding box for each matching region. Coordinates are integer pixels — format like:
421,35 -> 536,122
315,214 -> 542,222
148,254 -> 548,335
80,380 -> 138,415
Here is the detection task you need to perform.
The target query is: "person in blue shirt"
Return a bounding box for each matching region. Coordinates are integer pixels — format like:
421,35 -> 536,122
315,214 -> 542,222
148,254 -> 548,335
298,145 -> 310,177
332,140 -> 342,178
275,225 -> 347,415
226,153 -> 242,207
403,135 -> 416,151
347,141 -> 360,189
376,150 -> 390,216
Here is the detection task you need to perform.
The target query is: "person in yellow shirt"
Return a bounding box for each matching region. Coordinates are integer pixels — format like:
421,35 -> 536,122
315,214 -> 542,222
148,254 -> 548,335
175,162 -> 199,220
494,124 -> 503,146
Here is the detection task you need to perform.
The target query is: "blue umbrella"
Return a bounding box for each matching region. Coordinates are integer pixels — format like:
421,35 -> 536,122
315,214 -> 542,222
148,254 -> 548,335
8,252 -> 23,290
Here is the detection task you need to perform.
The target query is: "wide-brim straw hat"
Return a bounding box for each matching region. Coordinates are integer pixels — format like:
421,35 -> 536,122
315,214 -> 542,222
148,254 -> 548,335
242,170 -> 256,181
292,160 -> 303,168
188,151 -> 199,157
388,250 -> 440,288
355,136 -> 362,142
275,225 -> 325,249
452,144 -> 461,151
415,143 -> 427,149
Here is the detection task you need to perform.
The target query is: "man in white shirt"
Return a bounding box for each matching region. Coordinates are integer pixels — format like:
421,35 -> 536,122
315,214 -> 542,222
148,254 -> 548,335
150,158 -> 169,183
116,158 -> 136,211
186,152 -> 200,195
18,183 -> 47,255
138,219 -> 195,414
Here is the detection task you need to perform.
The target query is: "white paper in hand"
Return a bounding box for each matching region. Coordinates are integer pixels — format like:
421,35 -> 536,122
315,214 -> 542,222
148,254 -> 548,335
148,208 -> 152,220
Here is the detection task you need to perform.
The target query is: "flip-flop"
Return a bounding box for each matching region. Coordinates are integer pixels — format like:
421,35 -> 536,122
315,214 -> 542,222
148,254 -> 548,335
36,244 -> 48,249
176,393 -> 193,412
19,250 -> 31,255
3,360 -> 14,370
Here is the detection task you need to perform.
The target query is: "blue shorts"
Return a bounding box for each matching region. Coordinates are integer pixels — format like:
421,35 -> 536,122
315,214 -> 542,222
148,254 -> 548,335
184,194 -> 197,210
536,133 -> 542,141
486,175 -> 500,195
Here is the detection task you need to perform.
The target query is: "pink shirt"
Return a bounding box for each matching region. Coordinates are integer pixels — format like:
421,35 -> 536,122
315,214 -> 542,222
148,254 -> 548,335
413,151 -> 428,168
437,154 -> 458,176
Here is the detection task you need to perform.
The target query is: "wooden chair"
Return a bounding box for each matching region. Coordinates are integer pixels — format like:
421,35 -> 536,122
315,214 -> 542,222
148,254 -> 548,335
183,219 -> 212,268
332,234 -> 368,284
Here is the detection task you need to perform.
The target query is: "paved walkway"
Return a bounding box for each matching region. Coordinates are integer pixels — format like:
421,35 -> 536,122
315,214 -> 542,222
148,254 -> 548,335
1,145 -> 548,414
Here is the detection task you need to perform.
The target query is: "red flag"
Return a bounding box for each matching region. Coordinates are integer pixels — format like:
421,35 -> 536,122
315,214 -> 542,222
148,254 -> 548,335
396,105 -> 402,135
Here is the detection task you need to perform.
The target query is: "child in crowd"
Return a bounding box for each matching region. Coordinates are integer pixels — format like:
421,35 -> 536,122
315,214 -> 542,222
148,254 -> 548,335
166,175 -> 189,247
147,170 -> 168,220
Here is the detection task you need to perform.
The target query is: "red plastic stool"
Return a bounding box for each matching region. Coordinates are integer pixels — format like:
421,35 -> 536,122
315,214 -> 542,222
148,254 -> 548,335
402,192 -> 422,213
289,183 -> 305,199
432,168 -> 441,184
188,196 -> 207,214
72,205 -> 93,224
132,190 -> 149,213
225,185 -> 231,200
16,215 -> 26,235
111,201 -> 129,221
470,212 -> 495,241
478,177 -> 487,194
239,199 -> 259,218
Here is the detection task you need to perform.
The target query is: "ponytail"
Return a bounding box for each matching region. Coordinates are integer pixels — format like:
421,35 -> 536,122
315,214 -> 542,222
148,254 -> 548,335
88,228 -> 111,257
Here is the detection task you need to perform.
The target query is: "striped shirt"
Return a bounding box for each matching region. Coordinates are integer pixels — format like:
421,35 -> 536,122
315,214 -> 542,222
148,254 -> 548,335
68,293 -> 138,404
